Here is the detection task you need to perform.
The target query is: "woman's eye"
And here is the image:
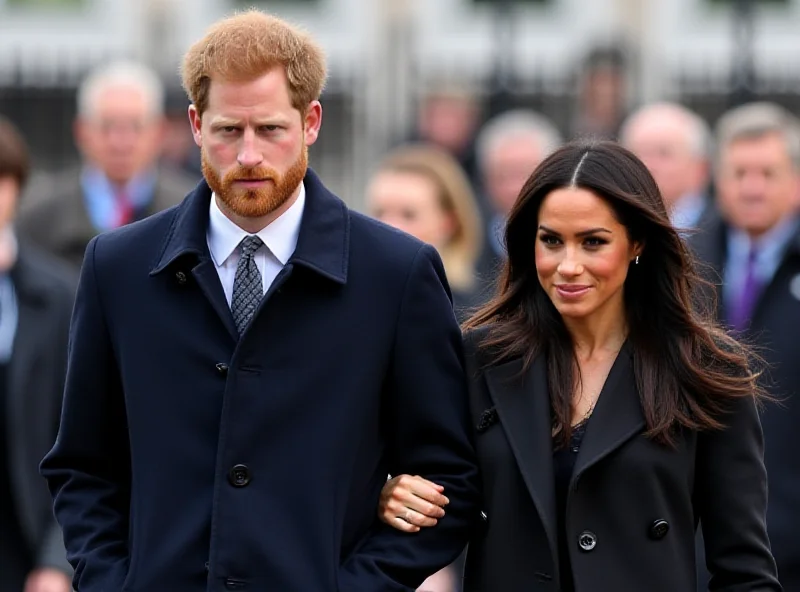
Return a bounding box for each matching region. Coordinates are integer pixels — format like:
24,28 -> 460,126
584,237 -> 607,247
539,235 -> 560,246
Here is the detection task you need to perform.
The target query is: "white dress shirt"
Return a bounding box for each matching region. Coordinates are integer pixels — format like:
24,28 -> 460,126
206,184 -> 306,307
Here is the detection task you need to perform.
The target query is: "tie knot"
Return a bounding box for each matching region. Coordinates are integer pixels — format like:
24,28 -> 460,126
240,235 -> 263,257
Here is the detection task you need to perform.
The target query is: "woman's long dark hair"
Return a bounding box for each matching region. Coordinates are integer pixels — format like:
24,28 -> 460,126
465,140 -> 765,446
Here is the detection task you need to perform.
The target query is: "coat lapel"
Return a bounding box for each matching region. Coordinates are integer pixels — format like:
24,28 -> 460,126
571,343 -> 645,483
484,355 -> 558,561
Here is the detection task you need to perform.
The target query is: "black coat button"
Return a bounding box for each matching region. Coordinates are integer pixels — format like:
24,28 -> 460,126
649,519 -> 670,540
216,363 -> 229,376
175,270 -> 188,285
578,530 -> 597,552
228,464 -> 251,487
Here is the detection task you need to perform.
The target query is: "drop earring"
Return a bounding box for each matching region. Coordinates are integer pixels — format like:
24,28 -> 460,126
635,256 -> 640,265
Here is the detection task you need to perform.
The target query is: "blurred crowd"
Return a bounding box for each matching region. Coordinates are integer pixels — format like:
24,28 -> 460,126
2,43 -> 800,592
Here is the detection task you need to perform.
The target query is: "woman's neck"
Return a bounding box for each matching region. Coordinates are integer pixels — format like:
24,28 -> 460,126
563,303 -> 628,360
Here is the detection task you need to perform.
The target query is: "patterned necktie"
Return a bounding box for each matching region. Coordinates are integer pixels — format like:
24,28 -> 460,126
231,235 -> 264,335
730,246 -> 761,332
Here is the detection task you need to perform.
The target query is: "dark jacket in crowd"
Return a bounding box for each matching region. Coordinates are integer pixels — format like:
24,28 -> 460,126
461,328 -> 780,592
17,165 -> 195,269
689,210 -> 800,590
40,170 -> 480,592
1,245 -> 75,585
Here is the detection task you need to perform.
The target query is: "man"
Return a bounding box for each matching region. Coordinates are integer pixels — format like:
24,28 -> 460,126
40,11 -> 479,592
620,102 -> 712,231
0,116 -> 75,592
474,109 -> 562,293
689,102 -> 800,589
17,60 -> 196,269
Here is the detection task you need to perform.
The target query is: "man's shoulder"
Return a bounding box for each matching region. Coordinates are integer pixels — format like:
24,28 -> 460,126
18,168 -> 82,219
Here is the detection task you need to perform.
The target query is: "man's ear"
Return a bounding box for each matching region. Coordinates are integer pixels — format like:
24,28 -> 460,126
188,105 -> 203,148
303,101 -> 322,147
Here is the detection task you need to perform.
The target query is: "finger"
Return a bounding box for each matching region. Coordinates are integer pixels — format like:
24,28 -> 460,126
412,475 -> 446,492
391,515 -> 421,533
393,488 -> 446,518
402,475 -> 449,506
400,508 -> 438,528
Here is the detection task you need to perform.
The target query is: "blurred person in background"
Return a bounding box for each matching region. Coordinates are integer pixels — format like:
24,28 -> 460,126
413,86 -> 483,186
0,115 -> 75,592
474,109 -> 562,297
620,102 -> 712,232
17,60 -> 196,269
378,141 -> 780,591
161,90 -> 202,179
569,44 -> 631,141
690,101 -> 800,590
367,143 -> 484,323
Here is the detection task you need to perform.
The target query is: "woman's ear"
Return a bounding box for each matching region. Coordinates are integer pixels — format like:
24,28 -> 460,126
633,240 -> 645,259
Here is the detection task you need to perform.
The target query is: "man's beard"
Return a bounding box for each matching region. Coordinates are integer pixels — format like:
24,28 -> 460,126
202,146 -> 308,219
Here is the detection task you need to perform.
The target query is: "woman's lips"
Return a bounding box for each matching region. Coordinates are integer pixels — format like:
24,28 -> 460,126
555,284 -> 592,300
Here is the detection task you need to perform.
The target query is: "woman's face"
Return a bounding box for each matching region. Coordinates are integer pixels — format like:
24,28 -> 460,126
535,187 -> 641,323
366,170 -> 455,249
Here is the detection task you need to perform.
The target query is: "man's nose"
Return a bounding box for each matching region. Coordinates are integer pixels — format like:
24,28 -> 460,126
237,129 -> 263,168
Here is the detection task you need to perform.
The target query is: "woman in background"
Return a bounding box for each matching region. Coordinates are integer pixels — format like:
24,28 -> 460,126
367,143 -> 484,322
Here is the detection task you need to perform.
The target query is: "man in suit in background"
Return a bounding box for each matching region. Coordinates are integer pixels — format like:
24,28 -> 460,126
41,10 -> 479,592
473,109 -> 562,297
689,101 -> 800,590
0,116 -> 75,592
620,102 -> 712,232
17,60 -> 196,269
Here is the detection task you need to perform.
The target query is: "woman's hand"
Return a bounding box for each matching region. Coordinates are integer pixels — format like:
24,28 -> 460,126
379,474 -> 449,533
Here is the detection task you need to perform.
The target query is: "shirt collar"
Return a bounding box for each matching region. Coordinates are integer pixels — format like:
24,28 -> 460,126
207,182 -> 306,267
729,213 -> 800,262
82,165 -> 158,206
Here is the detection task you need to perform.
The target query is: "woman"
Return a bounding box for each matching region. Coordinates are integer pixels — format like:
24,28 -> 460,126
366,143 -> 484,321
378,141 -> 780,591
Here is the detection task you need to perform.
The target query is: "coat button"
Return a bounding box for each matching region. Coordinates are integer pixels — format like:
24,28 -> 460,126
228,464 -> 251,487
649,519 -> 670,540
578,530 -> 597,552
175,270 -> 188,285
216,363 -> 229,376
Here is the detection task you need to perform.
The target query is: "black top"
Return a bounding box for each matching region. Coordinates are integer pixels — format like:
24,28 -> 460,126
553,418 -> 590,592
0,362 -> 33,591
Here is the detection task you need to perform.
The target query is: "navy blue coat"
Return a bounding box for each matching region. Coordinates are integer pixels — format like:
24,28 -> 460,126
40,171 -> 480,592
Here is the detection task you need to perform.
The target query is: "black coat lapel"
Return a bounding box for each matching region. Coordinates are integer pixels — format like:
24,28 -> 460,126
484,355 -> 558,561
572,344 -> 645,483
190,258 -> 239,342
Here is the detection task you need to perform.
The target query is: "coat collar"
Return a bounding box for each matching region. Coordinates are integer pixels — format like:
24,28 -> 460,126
571,341 -> 644,482
483,342 -> 644,565
150,168 -> 349,285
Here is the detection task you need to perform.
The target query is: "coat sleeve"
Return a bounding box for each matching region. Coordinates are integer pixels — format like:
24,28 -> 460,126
39,235 -> 132,592
697,394 -> 782,591
337,244 -> 481,591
